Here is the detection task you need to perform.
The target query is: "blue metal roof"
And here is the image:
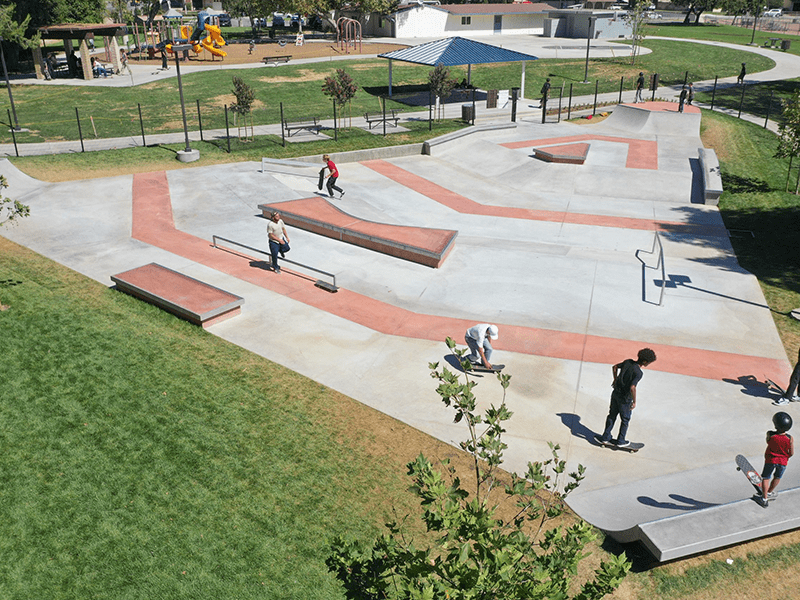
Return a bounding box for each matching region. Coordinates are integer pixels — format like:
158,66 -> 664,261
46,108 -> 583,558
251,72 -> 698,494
377,37 -> 538,66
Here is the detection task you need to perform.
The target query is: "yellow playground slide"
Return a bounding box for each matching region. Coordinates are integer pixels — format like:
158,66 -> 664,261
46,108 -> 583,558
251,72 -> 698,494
200,24 -> 227,57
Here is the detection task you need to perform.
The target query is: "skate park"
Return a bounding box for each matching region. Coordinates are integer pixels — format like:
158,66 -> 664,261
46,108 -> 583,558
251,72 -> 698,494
3,33 -> 800,563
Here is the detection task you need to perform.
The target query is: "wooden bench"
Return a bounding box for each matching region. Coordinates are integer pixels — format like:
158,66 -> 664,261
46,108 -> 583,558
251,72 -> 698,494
283,117 -> 321,137
111,263 -> 244,328
263,54 -> 292,65
364,109 -> 402,129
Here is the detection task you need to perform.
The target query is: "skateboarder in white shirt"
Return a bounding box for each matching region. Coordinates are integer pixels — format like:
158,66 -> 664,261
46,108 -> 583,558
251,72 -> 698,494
465,324 -> 499,369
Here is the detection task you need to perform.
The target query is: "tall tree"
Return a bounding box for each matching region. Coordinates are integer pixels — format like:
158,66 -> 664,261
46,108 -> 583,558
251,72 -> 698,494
1,0 -> 106,29
672,0 -> 718,23
625,0 -> 649,65
327,338 -> 631,600
428,63 -> 458,121
776,91 -> 800,193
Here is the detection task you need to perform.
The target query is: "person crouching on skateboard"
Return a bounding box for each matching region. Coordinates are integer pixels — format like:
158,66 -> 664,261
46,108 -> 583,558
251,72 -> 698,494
465,324 -> 498,370
757,412 -> 794,507
595,348 -> 656,449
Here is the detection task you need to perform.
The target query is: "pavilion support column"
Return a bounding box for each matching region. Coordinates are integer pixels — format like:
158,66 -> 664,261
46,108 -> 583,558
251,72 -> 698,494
109,36 -> 122,73
467,64 -> 471,86
79,37 -> 92,80
521,61 -> 526,99
32,44 -> 44,79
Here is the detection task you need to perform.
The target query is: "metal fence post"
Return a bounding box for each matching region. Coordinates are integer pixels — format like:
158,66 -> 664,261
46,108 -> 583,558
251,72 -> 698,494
568,83 -> 573,120
593,80 -> 598,115
224,104 -> 231,153
280,101 -> 285,147
7,108 -> 17,157
333,100 -> 337,142
710,76 -> 718,111
75,107 -> 84,153
471,87 -> 476,126
618,76 -> 624,104
137,103 -> 146,147
429,90 -> 432,131
558,83 -> 563,123
196,99 -> 203,142
382,95 -> 386,136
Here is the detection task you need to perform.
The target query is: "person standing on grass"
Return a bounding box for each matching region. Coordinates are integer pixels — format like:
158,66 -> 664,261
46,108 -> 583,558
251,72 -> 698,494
267,211 -> 291,273
595,348 -> 657,449
773,346 -> 800,405
323,154 -> 345,198
539,78 -> 551,109
756,412 -> 793,507
738,62 -> 746,85
635,72 -> 645,103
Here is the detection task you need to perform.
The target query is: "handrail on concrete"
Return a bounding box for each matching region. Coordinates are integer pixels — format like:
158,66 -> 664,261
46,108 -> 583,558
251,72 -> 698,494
636,231 -> 666,307
212,235 -> 338,292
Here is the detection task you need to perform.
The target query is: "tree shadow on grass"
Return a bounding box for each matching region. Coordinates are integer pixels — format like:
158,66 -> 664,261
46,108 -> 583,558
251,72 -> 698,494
722,172 -> 772,194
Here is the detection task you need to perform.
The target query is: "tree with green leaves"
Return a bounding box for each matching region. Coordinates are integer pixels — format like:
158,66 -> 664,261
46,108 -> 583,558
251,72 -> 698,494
672,0 -> 719,23
2,0 -> 105,30
428,64 -> 458,121
327,337 -> 631,600
322,68 -> 358,128
230,76 -> 256,140
776,91 -> 800,193
0,172 -> 30,311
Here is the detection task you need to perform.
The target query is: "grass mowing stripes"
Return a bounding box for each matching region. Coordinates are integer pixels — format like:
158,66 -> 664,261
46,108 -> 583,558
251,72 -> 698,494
0,238 -> 418,599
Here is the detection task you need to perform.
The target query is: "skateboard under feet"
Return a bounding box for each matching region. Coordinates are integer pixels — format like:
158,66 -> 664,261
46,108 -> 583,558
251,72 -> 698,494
595,437 -> 644,453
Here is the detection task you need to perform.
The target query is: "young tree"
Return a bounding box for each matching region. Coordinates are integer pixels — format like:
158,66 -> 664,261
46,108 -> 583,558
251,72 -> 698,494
626,0 -> 649,65
428,64 -> 458,121
776,91 -> 800,193
0,173 -> 30,311
327,337 -> 631,600
230,75 -> 256,140
322,68 -> 358,128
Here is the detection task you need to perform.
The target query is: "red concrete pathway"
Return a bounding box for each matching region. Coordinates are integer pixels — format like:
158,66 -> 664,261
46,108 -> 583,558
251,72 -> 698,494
130,171 -> 791,383
363,160 -> 725,236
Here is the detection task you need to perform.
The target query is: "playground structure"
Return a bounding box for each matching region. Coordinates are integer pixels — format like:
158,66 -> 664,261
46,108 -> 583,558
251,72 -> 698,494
336,17 -> 362,54
133,10 -> 227,60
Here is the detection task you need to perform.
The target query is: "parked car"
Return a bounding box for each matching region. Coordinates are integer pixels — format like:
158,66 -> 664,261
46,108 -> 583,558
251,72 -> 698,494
271,13 -> 285,27
218,12 -> 231,26
763,7 -> 782,16
307,15 -> 324,29
646,11 -> 663,18
290,14 -> 304,28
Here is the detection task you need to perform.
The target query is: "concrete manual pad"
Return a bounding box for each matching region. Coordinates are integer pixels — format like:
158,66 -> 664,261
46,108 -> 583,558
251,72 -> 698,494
1,104 -> 794,562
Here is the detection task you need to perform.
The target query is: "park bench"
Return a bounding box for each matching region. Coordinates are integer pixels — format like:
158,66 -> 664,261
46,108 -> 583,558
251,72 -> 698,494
283,117 -> 321,137
363,109 -> 402,129
263,55 -> 292,65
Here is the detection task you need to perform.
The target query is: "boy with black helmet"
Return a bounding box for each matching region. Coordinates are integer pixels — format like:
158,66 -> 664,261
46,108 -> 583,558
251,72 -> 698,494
757,412 -> 794,507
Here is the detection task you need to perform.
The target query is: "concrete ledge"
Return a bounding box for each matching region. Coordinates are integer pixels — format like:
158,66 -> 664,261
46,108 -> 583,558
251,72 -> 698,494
259,198 -> 457,268
111,263 -> 244,328
298,143 -> 424,165
699,147 -> 723,205
533,142 -> 590,164
422,122 -> 518,155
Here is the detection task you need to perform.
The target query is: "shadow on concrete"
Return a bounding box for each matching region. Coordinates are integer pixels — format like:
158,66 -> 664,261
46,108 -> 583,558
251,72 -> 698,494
557,412 -> 596,444
722,374 -> 777,399
637,493 -> 720,511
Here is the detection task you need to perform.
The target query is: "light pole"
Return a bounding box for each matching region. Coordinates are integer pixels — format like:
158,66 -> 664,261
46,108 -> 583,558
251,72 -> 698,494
0,37 -> 21,131
582,17 -> 595,84
171,43 -> 199,162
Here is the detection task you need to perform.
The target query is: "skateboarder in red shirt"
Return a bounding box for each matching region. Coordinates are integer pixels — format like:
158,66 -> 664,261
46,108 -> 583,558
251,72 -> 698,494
595,348 -> 656,449
757,412 -> 794,507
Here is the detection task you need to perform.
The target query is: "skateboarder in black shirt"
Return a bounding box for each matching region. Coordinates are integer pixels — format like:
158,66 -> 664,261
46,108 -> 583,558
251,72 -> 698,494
595,348 -> 657,448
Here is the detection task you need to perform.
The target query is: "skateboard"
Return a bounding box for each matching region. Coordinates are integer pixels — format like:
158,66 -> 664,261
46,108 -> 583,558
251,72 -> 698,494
766,378 -> 787,397
467,363 -> 505,373
318,168 -> 325,191
735,454 -> 763,495
595,438 -> 644,453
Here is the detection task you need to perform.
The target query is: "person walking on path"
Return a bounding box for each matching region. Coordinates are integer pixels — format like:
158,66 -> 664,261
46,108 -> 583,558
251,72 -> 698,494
687,82 -> 694,105
464,324 -> 499,369
595,348 -> 657,448
756,411 -> 794,507
738,62 -> 746,85
678,85 -> 688,113
634,72 -> 645,103
773,347 -> 800,405
322,154 -> 345,198
267,210 -> 291,273
539,78 -> 551,109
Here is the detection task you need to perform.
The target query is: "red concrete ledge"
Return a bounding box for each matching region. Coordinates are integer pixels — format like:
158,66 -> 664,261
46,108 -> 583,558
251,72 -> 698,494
533,142 -> 590,164
111,263 -> 244,328
259,197 -> 458,268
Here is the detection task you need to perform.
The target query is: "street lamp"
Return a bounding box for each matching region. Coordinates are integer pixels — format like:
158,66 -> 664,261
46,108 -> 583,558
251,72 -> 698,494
0,37 -> 21,131
582,16 -> 596,84
171,43 -> 199,162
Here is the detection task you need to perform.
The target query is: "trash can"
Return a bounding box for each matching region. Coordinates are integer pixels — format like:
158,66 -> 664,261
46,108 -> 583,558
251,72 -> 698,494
461,103 -> 475,122
782,39 -> 791,51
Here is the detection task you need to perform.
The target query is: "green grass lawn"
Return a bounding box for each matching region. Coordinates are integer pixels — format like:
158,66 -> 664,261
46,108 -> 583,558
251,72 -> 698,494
0,239 -> 439,599
644,21 -> 800,56
0,40 -> 774,145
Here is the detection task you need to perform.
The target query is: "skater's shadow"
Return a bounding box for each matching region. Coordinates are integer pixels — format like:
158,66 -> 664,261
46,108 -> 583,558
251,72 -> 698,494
557,413 -> 597,444
723,374 -> 777,400
637,493 -> 720,510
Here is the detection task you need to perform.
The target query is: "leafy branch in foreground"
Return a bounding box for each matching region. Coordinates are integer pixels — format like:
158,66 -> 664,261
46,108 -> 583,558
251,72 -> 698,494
327,337 -> 630,600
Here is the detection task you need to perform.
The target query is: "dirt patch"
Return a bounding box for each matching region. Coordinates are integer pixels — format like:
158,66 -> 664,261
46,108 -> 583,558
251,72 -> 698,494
256,68 -> 328,84
127,39 -> 407,67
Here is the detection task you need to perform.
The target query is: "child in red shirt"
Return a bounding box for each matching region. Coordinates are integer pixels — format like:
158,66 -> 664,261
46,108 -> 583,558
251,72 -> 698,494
757,412 -> 794,507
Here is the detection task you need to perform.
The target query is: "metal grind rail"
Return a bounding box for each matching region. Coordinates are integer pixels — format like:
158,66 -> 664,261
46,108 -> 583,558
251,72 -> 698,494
212,235 -> 338,292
